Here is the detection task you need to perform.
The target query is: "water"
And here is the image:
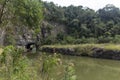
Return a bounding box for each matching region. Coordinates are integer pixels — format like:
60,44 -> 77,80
63,56 -> 120,80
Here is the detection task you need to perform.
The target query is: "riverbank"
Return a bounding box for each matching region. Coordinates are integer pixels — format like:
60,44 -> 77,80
41,44 -> 120,60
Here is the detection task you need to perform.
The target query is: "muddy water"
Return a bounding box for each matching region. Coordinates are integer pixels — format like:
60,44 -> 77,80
63,56 -> 120,80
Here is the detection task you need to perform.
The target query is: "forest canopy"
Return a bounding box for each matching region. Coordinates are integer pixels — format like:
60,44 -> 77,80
43,2 -> 120,44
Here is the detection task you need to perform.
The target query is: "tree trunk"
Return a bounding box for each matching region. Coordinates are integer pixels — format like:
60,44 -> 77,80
0,28 -> 5,46
0,0 -> 9,24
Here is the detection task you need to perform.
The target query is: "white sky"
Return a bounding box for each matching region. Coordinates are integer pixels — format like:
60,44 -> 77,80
42,0 -> 120,11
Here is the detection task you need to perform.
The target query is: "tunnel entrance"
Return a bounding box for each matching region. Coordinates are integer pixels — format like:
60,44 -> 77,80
25,42 -> 36,52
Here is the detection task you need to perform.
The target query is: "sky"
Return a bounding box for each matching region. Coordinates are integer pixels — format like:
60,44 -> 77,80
42,0 -> 120,11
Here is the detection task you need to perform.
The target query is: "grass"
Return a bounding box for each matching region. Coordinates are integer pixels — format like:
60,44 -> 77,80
0,52 -> 65,80
42,44 -> 120,51
0,48 -> 3,55
41,44 -> 120,57
0,45 -> 69,80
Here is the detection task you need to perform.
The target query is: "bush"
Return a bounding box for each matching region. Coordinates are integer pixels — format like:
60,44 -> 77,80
98,36 -> 113,43
4,34 -> 16,46
56,33 -> 65,42
64,36 -> 75,44
112,35 -> 120,43
0,46 -> 38,80
63,63 -> 76,80
41,53 -> 61,79
0,45 -> 78,80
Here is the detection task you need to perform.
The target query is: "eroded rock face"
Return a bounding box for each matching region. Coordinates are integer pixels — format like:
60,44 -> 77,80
0,26 -> 37,49
0,21 -> 66,47
17,33 -> 35,46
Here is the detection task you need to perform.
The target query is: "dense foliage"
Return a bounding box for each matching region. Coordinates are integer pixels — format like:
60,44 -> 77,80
43,2 -> 120,44
0,0 -> 43,46
0,46 -> 76,80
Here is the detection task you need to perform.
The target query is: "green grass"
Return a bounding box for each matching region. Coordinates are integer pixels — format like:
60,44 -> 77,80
42,44 -> 120,51
41,44 -> 120,57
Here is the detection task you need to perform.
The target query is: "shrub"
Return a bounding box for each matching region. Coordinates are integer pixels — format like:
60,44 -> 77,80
41,53 -> 62,80
0,46 -> 77,80
63,63 -> 76,80
0,46 -> 37,80
112,35 -> 120,43
98,36 -> 113,43
64,36 -> 75,44
56,33 -> 65,43
4,34 -> 16,46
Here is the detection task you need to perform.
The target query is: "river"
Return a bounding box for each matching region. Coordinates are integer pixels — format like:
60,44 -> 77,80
62,56 -> 120,80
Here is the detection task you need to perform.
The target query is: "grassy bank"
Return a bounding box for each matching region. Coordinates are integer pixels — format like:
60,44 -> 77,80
41,44 -> 120,60
42,44 -> 120,50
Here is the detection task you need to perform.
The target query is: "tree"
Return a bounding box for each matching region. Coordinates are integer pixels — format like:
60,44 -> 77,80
0,0 -> 8,24
98,4 -> 120,23
12,0 -> 43,51
43,2 -> 64,22
0,0 -> 12,46
12,0 -> 43,28
0,0 -> 43,50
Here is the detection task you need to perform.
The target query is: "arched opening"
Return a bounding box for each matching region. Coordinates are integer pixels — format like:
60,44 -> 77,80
25,42 -> 36,52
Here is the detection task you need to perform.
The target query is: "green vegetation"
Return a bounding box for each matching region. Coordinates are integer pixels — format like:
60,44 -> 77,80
42,44 -> 120,50
42,2 -> 120,44
0,48 -> 3,55
0,0 -> 78,80
0,46 -> 77,80
1,0 -> 120,80
0,0 -> 43,46
63,63 -> 76,80
42,44 -> 120,56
